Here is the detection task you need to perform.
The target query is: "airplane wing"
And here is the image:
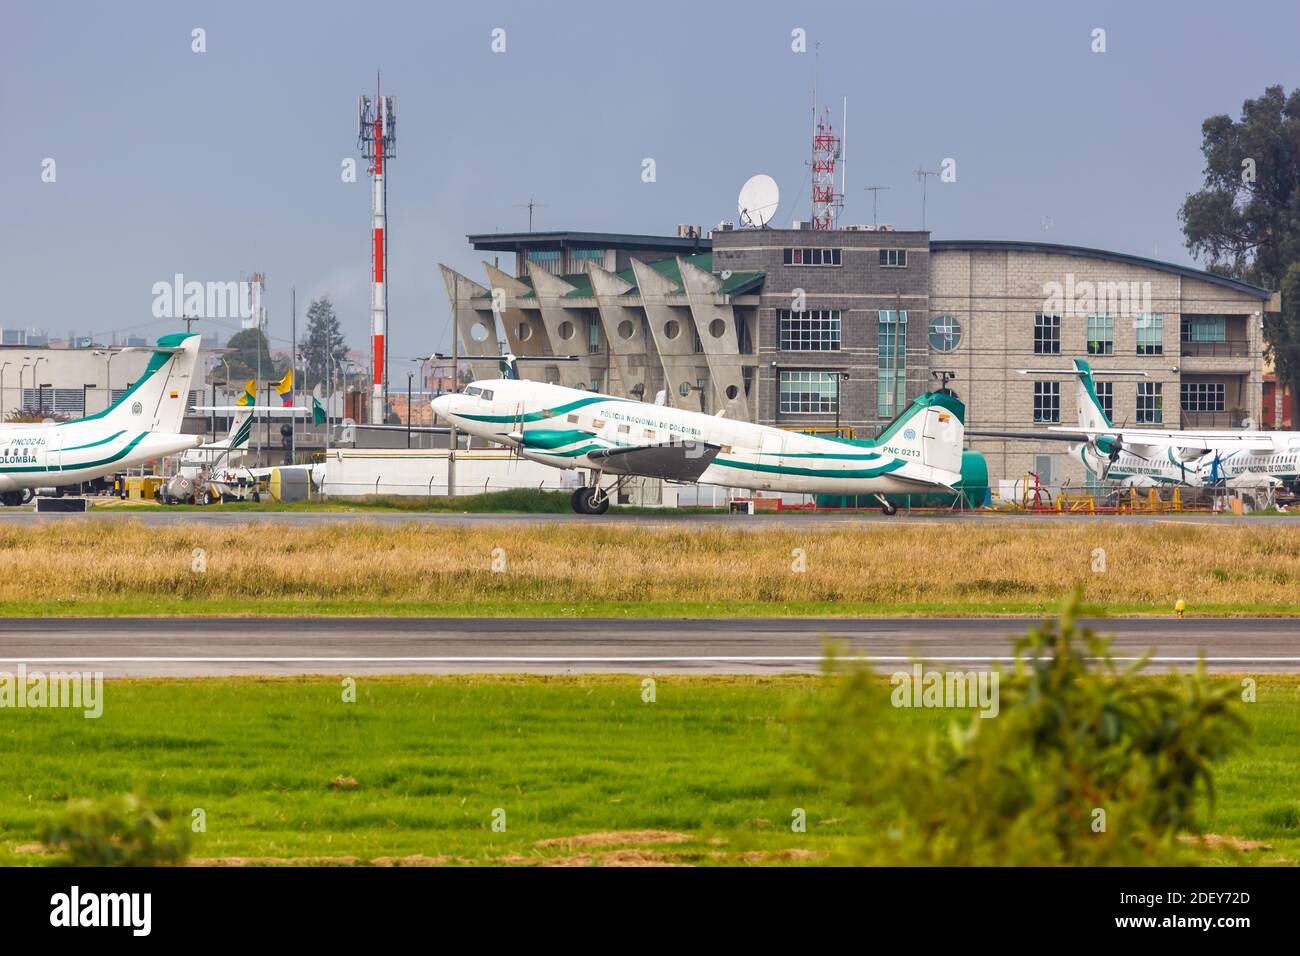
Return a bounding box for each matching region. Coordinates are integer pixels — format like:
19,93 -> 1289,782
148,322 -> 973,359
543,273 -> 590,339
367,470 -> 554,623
1064,428 -> 1278,454
968,429 -> 1091,443
587,441 -> 721,481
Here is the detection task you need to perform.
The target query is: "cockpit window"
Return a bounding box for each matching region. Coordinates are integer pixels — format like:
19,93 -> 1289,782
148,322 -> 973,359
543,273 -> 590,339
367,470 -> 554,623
480,389 -> 494,400
466,386 -> 483,397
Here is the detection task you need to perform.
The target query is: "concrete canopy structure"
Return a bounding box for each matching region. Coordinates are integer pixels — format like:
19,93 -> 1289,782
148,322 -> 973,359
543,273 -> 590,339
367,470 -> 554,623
440,229 -> 1274,487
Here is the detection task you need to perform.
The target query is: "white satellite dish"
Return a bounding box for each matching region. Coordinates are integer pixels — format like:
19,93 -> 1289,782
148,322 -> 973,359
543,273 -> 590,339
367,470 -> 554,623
738,174 -> 780,228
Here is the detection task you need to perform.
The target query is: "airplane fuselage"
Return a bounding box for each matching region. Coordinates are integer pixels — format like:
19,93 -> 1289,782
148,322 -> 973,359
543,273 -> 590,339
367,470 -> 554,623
0,423 -> 200,494
432,379 -> 968,497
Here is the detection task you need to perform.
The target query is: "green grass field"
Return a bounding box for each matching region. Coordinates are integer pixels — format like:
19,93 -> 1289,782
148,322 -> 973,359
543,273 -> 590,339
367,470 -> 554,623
2,675 -> 1296,866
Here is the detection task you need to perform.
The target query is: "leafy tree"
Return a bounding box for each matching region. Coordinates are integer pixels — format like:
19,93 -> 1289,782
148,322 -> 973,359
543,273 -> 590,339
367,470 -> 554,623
224,328 -> 281,383
1180,85 -> 1300,423
299,296 -> 350,390
791,591 -> 1246,865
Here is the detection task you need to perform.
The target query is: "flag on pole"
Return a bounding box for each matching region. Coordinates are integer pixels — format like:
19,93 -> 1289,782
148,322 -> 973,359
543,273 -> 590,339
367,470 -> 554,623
234,379 -> 256,407
311,384 -> 327,425
275,369 -> 293,407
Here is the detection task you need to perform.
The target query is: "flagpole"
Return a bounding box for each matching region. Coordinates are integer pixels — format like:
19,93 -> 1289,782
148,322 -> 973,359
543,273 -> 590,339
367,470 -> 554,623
291,286 -> 297,464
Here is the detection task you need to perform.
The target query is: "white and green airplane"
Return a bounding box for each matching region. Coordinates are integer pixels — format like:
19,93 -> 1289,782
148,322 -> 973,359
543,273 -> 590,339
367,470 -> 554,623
430,361 -> 981,514
972,359 -> 1300,490
0,332 -> 204,506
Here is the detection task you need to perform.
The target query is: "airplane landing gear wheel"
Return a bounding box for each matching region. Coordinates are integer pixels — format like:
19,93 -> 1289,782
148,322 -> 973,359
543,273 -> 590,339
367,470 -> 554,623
572,486 -> 610,515
874,494 -> 898,516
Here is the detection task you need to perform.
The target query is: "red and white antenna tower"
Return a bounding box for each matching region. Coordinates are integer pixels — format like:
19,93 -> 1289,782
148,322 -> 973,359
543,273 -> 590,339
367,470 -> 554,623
810,106 -> 842,230
358,77 -> 396,424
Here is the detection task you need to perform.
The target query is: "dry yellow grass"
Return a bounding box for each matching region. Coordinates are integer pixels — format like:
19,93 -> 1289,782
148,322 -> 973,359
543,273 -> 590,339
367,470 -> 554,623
0,519 -> 1297,614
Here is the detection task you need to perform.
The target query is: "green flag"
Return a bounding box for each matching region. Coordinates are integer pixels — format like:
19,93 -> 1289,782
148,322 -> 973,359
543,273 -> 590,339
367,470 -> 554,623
312,396 -> 326,426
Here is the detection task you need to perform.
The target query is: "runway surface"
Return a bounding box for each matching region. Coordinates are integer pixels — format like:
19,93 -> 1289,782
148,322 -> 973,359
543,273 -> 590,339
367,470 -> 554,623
0,616 -> 1295,676
0,508 -> 1294,528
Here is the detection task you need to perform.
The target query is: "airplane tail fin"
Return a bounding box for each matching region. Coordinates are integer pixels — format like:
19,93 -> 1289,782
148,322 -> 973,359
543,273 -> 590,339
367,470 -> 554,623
877,392 -> 965,480
1072,358 -> 1113,431
80,333 -> 201,433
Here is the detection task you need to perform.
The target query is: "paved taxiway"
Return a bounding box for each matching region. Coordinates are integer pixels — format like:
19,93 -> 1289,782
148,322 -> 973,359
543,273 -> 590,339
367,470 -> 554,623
0,617 -> 1295,676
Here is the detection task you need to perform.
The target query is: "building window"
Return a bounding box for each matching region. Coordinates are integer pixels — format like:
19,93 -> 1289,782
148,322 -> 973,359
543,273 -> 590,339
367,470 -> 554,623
587,313 -> 602,354
1095,381 -> 1113,422
1181,315 -> 1226,343
1137,382 -> 1163,424
778,309 -> 841,351
783,247 -> 841,266
1087,314 -> 1114,355
928,313 -> 962,352
1033,381 -> 1060,423
878,310 -> 907,417
525,249 -> 563,276
569,249 -> 604,269
1136,313 -> 1163,355
878,249 -> 908,268
1180,382 -> 1225,412
779,370 -> 838,413
1034,313 -> 1061,354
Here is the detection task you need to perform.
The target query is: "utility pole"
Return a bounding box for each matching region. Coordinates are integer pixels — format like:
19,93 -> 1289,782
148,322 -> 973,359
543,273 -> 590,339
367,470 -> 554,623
863,185 -> 890,227
448,282 -> 458,497
914,167 -> 939,230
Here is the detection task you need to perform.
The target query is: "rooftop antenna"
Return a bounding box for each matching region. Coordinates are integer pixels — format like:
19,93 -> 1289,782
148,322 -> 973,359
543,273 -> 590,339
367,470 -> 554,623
914,166 -> 939,230
839,95 -> 847,222
515,198 -> 545,232
864,186 -> 890,227
807,44 -> 842,230
738,174 -> 780,228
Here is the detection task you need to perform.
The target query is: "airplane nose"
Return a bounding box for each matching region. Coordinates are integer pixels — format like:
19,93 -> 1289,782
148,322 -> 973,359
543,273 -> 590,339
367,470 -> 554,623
430,394 -> 452,424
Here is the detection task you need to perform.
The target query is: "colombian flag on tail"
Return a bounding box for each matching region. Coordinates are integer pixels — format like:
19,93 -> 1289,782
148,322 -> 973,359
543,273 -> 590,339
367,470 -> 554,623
275,369 -> 293,407
234,379 -> 256,407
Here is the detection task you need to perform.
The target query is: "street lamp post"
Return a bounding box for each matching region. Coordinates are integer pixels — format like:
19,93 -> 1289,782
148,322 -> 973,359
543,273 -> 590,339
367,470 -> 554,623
31,358 -> 46,415
406,371 -> 414,449
0,362 -> 10,421
19,360 -> 31,415
834,371 -> 850,438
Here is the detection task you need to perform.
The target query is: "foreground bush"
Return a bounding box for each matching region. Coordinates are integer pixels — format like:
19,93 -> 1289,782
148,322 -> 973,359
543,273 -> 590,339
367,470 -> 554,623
40,793 -> 191,866
795,592 -> 1247,864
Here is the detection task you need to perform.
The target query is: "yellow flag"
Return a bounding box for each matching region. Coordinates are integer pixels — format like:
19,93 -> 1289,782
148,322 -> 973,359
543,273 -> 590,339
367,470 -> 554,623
275,369 -> 293,396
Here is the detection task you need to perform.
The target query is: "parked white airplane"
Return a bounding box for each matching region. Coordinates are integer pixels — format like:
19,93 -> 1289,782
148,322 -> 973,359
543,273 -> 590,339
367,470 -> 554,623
0,332 -> 204,506
430,362 -> 978,514
972,359 -> 1300,490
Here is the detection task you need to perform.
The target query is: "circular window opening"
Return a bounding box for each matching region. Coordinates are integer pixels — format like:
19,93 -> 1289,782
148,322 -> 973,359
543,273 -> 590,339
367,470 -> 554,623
557,320 -> 574,340
724,384 -> 740,400
617,319 -> 635,340
708,318 -> 726,338
470,322 -> 490,342
664,320 -> 681,340
928,314 -> 962,352
516,322 -> 533,342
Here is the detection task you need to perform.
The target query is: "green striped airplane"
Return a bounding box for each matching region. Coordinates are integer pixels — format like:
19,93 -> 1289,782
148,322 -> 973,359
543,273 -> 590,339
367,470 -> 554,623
0,333 -> 204,506
431,362 -> 978,514
972,358 -> 1300,490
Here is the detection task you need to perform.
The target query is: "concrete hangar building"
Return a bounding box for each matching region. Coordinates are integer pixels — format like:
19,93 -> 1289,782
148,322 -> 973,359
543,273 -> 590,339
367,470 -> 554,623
440,228 -> 1273,488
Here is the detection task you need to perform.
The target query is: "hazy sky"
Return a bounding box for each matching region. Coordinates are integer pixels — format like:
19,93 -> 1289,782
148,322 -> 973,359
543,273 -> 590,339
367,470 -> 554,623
4,0 -> 1297,365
